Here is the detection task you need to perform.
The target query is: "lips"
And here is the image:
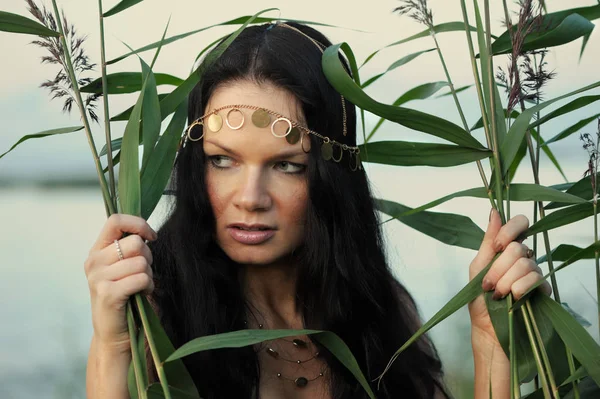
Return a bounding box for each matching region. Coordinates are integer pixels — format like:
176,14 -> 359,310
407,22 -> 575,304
227,224 -> 276,245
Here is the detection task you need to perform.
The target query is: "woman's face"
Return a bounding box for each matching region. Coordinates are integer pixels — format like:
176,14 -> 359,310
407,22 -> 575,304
202,80 -> 310,266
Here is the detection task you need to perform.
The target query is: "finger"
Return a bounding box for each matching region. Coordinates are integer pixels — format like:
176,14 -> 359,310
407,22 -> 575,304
492,214 -> 529,253
92,214 -> 157,252
482,241 -> 530,291
114,272 -> 154,299
99,234 -> 153,266
91,256 -> 153,284
492,258 -> 540,300
469,208 -> 503,279
510,271 -> 551,300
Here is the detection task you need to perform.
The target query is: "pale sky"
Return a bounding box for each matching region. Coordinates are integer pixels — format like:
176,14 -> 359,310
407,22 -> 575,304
0,0 -> 598,182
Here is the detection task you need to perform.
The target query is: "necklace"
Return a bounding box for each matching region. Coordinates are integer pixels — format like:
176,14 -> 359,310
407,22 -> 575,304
242,319 -> 328,388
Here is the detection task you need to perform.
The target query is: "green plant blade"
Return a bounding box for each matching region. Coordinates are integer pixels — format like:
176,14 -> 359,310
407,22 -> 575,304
377,256 -> 497,380
156,10 -> 272,121
366,82 -> 449,142
361,49 -> 435,89
360,22 -> 486,68
528,127 -> 568,183
525,202 -> 594,237
537,294 -> 600,387
110,94 -> 169,122
139,296 -> 199,397
375,199 -> 484,250
166,329 -> 375,399
471,109 -> 521,131
0,126 -> 83,160
491,13 -> 596,55
501,81 -> 600,176
544,113 -> 600,147
0,11 -> 59,36
536,244 -> 593,264
128,328 -> 150,399
323,43 -> 484,149
529,95 -> 600,130
103,0 -> 145,18
545,173 -> 599,210
80,73 -> 183,95
564,377 -> 600,399
435,84 -> 472,98
118,77 -> 145,216
140,99 -> 188,219
358,141 -> 491,167
560,366 -> 588,387
140,60 -> 162,173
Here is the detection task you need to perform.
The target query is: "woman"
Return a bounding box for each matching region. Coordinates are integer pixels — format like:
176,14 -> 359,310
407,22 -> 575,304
84,21 -> 550,399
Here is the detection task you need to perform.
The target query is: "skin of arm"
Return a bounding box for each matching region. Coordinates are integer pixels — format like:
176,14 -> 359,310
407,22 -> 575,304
86,334 -> 132,399
472,328 -> 510,399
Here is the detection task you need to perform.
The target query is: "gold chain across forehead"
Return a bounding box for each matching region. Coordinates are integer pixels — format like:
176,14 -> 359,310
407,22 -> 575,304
185,104 -> 362,171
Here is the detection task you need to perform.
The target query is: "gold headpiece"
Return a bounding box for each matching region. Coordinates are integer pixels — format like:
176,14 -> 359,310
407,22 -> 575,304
185,104 -> 362,170
183,22 -> 361,170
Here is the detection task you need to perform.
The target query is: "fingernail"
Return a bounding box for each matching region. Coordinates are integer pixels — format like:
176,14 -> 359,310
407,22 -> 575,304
482,278 -> 494,292
492,291 -> 502,300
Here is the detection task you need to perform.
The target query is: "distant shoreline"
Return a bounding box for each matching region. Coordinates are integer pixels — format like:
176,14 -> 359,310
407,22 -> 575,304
0,178 -> 99,189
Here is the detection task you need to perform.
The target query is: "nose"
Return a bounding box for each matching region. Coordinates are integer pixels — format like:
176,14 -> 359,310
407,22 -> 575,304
232,166 -> 272,212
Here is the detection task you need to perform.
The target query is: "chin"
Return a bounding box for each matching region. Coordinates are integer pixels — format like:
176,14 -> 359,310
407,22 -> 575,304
220,241 -> 294,266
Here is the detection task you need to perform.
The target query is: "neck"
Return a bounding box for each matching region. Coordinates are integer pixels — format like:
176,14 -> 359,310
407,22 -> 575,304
241,259 -> 303,330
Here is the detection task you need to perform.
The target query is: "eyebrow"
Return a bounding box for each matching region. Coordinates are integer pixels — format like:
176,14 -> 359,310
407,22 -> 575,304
204,139 -> 308,160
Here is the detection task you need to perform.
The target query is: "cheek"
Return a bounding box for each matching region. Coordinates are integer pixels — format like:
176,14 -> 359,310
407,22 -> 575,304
285,184 -> 309,226
206,171 -> 226,218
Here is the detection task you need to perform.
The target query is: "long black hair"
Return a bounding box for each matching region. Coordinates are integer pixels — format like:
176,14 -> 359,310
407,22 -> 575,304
148,21 -> 450,399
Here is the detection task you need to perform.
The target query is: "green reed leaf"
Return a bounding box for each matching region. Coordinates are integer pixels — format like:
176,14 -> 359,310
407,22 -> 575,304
128,328 -> 150,399
139,296 -> 200,397
360,22 -> 488,68
528,127 -> 568,183
491,13 -> 595,55
366,82 -> 448,142
110,94 -> 169,122
501,81 -> 600,177
560,366 -> 587,387
118,76 -> 145,216
361,49 -> 435,89
375,199 -> 484,250
525,202 -> 594,237
564,377 -> 600,399
435,84 -> 472,98
106,13 -> 346,65
529,95 -> 600,130
80,73 -> 183,95
103,0 -> 145,18
0,11 -> 59,36
537,294 -> 600,387
377,256 -> 498,381
140,99 -> 188,219
358,141 -> 491,167
544,113 -> 600,147
156,10 -> 271,121
471,109 -> 521,131
0,126 -> 83,160
166,329 -> 375,399
323,43 -> 484,149
536,244 -> 592,264
140,60 -> 162,173
545,173 -> 600,210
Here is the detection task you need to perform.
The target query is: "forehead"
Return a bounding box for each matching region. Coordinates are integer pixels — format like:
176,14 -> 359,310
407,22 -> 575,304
202,80 -> 308,156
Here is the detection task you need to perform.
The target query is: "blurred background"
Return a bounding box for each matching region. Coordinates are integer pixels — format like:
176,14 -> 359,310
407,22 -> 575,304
0,0 -> 599,397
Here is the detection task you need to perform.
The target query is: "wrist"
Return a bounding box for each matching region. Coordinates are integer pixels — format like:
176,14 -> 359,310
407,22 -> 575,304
93,333 -> 132,357
471,326 -> 508,366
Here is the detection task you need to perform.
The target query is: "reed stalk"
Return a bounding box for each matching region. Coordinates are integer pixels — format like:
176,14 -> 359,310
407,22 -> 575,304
507,295 -> 520,399
526,300 -> 559,397
49,0 -> 114,216
97,0 -> 117,211
127,301 -> 148,399
521,305 -> 552,399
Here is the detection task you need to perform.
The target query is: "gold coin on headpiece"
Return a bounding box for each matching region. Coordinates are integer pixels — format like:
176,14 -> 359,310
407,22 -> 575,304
252,109 -> 271,128
207,114 -> 223,132
331,145 -> 343,162
321,142 -> 333,161
286,127 -> 301,144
